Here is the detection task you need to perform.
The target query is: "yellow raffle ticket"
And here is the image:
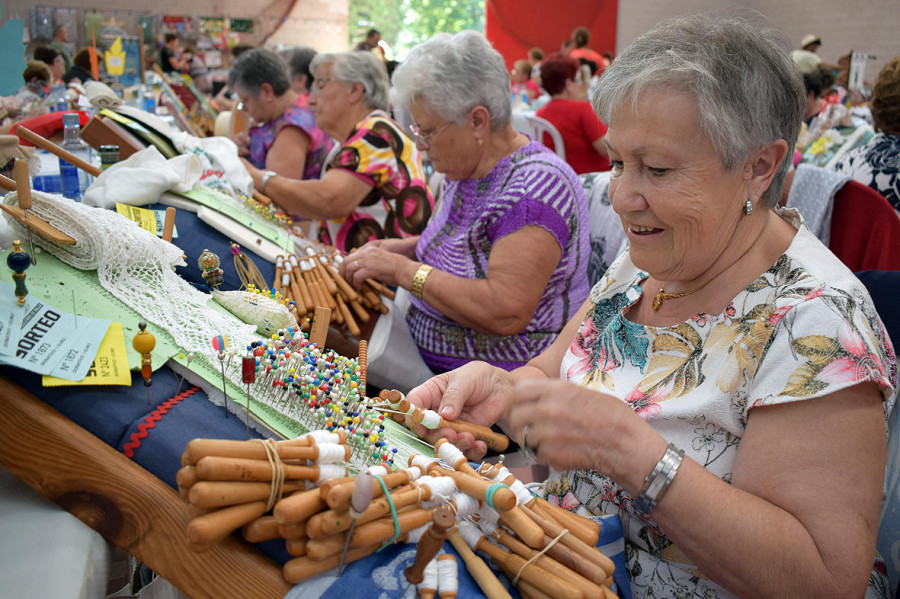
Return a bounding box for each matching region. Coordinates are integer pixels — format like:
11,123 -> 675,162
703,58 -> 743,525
43,322 -> 132,386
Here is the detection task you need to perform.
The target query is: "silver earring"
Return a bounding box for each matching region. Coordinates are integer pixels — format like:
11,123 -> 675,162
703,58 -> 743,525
744,200 -> 753,215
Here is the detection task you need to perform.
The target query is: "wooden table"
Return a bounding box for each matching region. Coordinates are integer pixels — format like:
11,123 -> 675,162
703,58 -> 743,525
0,375 -> 291,599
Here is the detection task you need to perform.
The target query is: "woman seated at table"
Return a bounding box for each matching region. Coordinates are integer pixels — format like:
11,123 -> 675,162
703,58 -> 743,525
228,48 -> 333,183
407,15 -> 896,598
535,52 -> 609,174
832,56 -> 900,212
339,31 -> 590,373
243,51 -> 432,252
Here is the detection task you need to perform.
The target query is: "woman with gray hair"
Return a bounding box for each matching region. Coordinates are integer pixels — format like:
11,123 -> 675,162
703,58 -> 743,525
229,48 -> 332,183
340,30 -> 589,374
406,14 -> 895,598
243,50 -> 432,252
278,46 -> 317,97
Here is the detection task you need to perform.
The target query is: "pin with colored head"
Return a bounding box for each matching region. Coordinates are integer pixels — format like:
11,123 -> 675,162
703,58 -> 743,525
132,322 -> 156,407
211,334 -> 229,416
242,353 -> 256,439
7,240 -> 31,306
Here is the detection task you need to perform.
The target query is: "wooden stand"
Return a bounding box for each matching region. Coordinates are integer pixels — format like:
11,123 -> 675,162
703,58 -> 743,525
0,376 -> 290,599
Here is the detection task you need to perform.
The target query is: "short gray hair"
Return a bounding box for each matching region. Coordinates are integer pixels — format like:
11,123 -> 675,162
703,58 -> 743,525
310,51 -> 390,111
594,13 -> 804,208
227,48 -> 291,97
278,46 -> 317,90
391,30 -> 511,130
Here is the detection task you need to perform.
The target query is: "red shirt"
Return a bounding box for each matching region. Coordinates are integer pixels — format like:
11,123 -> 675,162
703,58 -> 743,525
536,98 -> 609,174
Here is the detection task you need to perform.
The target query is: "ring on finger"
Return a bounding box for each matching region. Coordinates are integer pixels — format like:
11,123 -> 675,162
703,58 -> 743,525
521,424 -> 537,462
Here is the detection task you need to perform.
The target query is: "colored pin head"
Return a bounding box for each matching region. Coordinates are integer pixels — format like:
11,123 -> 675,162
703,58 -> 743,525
211,334 -> 229,355
7,240 -> 31,306
132,322 -> 157,354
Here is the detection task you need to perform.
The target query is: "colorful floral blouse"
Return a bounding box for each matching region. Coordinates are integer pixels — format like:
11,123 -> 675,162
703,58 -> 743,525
317,110 -> 433,253
248,98 -> 333,181
548,210 -> 897,598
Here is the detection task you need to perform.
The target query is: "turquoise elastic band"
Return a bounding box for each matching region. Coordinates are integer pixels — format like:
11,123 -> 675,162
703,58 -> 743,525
484,483 -> 509,510
372,474 -> 400,551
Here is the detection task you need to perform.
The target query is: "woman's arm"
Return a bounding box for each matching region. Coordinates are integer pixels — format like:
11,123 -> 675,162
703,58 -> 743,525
265,126 -> 310,181
243,163 -> 373,220
404,296 -> 594,456
344,225 -> 564,336
506,380 -> 886,599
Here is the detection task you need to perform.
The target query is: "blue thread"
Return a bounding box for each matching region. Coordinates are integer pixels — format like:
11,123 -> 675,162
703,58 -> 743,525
484,483 -> 509,510
372,474 -> 400,551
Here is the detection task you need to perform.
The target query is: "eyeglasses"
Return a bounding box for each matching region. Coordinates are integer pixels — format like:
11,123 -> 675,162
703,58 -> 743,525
311,78 -> 335,95
408,121 -> 451,150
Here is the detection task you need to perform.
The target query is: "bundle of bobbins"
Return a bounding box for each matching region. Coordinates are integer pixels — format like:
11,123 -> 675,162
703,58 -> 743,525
274,246 -> 393,339
176,430 -> 351,552
181,430 -> 618,597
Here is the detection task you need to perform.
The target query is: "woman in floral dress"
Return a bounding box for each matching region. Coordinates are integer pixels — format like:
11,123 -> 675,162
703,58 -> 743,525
407,14 -> 896,599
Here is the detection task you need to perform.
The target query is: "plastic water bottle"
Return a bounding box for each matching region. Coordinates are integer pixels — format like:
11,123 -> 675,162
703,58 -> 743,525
31,150 -> 62,194
49,84 -> 68,112
58,112 -> 93,201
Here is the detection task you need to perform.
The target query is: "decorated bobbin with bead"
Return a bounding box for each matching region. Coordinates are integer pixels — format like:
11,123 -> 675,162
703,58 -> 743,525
7,240 -> 31,306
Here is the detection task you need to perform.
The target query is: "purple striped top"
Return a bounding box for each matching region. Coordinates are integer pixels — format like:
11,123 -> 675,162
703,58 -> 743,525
407,140 -> 590,372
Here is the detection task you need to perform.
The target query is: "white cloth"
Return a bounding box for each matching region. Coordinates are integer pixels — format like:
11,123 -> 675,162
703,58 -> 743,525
366,288 -> 436,394
785,163 -> 850,247
83,146 -> 202,209
83,80 -> 122,109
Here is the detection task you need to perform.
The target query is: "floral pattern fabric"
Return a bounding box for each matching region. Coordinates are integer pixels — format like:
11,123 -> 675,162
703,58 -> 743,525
549,210 -> 897,598
832,133 -> 900,212
317,110 -> 433,253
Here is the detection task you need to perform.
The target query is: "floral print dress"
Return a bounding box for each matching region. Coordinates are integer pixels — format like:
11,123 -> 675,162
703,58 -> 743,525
550,210 -> 897,598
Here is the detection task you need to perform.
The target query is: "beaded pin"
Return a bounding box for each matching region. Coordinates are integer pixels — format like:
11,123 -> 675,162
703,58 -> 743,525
198,249 -> 224,291
7,240 -> 31,306
132,322 -> 156,407
212,334 -> 230,417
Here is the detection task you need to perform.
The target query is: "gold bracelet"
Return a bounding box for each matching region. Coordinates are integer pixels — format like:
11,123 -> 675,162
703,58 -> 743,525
410,264 -> 434,300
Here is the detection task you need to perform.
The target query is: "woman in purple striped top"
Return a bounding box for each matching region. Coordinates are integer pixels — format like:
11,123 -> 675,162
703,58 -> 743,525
340,31 -> 590,373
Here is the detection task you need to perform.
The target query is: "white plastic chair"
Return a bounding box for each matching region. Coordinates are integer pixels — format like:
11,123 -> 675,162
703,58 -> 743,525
510,111 -> 566,161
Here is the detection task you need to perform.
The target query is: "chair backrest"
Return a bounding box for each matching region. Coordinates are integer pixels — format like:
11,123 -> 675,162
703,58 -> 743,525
579,171 -> 627,287
857,270 -> 900,596
829,181 -> 900,271
510,111 -> 566,161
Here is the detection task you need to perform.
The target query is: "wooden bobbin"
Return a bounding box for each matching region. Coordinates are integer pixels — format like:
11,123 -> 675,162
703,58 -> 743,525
273,488 -> 327,525
242,515 -> 282,543
520,505 -> 615,578
437,553 -> 458,599
446,529 -> 512,599
307,484 -> 429,539
189,480 -> 307,510
194,455 -> 329,483
162,207 -> 176,242
474,535 -> 584,599
187,500 -> 269,548
308,306 -> 331,348
405,506 -> 456,584
350,507 -> 436,549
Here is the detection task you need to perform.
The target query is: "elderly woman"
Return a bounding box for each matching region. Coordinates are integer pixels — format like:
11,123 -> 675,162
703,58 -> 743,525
243,51 -> 432,252
407,15 -> 896,598
278,46 -> 317,99
535,52 -> 609,174
833,56 -> 900,211
340,31 -> 589,374
229,48 -> 333,184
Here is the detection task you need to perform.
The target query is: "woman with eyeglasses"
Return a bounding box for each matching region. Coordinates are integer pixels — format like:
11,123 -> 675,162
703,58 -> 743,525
339,31 -> 590,376
229,48 -> 334,185
535,53 -> 610,174
242,50 -> 432,252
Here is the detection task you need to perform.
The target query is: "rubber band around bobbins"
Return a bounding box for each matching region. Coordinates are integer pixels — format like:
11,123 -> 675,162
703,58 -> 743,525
372,474 -> 401,551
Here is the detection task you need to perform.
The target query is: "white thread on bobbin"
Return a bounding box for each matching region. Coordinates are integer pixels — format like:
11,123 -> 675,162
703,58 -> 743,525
306,430 -> 343,444
437,555 -> 459,594
315,464 -> 346,483
476,517 -> 498,537
367,464 -> 390,476
314,443 -> 347,464
411,455 -> 440,471
509,479 -> 533,506
437,442 -> 466,466
457,520 -> 483,549
419,409 -> 443,430
422,477 -> 457,503
404,465 -> 424,480
450,492 -> 479,518
420,558 -> 439,592
281,273 -> 290,287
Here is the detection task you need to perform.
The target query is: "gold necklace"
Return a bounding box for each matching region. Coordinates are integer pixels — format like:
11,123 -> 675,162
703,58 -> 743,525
651,279 -> 712,311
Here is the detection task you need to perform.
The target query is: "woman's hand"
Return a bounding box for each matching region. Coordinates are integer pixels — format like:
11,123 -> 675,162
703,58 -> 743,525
504,378 -> 649,475
339,242 -> 417,289
405,361 -> 515,459
234,132 -> 251,158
